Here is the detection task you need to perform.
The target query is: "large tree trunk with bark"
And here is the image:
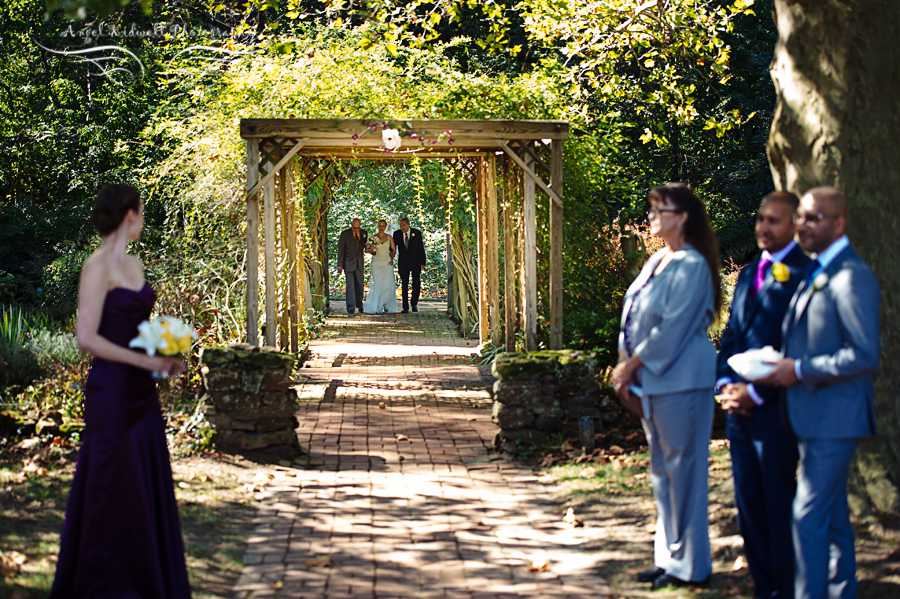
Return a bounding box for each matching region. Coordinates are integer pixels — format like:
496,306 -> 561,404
768,0 -> 900,514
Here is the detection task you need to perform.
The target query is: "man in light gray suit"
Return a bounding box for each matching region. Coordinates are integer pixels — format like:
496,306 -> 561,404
336,218 -> 367,315
759,186 -> 880,599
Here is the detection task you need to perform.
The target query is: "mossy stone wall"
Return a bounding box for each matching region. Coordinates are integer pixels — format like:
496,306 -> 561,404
490,350 -> 621,452
200,344 -> 302,457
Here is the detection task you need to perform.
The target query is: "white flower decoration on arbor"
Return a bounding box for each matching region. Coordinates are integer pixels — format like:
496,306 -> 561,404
381,128 -> 402,151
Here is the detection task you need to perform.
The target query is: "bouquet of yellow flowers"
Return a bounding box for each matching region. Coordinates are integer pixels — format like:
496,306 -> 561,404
129,316 -> 198,378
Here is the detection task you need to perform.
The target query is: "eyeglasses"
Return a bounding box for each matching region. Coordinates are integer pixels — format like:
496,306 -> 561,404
648,207 -> 682,220
793,212 -> 840,227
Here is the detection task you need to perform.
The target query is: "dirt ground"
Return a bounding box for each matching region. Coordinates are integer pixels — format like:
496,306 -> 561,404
535,427 -> 900,598
0,450 -> 287,599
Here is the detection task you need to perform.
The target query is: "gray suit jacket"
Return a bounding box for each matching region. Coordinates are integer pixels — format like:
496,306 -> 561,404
619,244 -> 717,396
782,245 -> 880,439
337,228 -> 368,273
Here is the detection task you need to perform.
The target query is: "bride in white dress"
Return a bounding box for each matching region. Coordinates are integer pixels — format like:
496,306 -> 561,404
364,220 -> 398,314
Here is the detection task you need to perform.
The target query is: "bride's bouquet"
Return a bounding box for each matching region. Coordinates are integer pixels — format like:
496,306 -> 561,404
129,316 -> 198,378
365,237 -> 381,255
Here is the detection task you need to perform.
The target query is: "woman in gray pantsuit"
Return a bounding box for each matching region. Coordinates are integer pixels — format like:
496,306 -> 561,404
612,182 -> 722,590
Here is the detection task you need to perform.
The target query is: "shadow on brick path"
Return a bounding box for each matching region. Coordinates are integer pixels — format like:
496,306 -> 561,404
233,300 -> 612,598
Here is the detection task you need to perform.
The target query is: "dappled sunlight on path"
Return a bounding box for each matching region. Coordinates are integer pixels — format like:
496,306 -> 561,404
232,299 -> 612,598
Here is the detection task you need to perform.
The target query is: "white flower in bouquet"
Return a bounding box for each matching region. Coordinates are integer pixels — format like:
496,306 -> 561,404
382,128 -> 402,151
130,316 -> 198,357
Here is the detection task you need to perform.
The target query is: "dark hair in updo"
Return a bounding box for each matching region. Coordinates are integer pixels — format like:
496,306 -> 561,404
649,182 -> 723,314
92,184 -> 141,235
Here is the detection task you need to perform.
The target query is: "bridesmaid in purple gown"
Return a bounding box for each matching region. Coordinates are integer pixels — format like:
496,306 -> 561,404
50,184 -> 191,598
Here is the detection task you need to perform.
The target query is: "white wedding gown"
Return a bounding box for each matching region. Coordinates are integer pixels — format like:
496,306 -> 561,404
364,238 -> 397,314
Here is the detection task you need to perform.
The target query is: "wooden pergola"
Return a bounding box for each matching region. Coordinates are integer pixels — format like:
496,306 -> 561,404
240,118 -> 568,352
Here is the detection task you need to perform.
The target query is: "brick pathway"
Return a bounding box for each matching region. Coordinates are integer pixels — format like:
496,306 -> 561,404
233,300 -> 612,598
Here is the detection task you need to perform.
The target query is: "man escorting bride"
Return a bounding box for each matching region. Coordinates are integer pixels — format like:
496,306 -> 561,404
363,219 -> 398,314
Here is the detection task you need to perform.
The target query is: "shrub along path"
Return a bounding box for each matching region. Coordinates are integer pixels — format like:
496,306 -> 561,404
231,300 -> 613,598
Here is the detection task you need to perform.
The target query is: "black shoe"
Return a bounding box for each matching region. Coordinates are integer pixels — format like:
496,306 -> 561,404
636,567 -> 665,583
651,574 -> 709,590
401,309 -> 409,314
411,305 -> 418,312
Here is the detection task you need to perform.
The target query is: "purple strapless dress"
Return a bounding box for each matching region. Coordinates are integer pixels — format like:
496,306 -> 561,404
50,283 -> 191,599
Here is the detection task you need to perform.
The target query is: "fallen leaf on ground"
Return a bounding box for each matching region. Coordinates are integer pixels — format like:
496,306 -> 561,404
611,458 -> 623,472
198,473 -> 211,483
733,556 -> 747,571
528,558 -> 549,572
563,507 -> 584,527
13,437 -> 40,450
608,445 -> 624,455
1,551 -> 24,574
633,472 -> 648,480
251,473 -> 274,486
396,434 -> 408,442
285,472 -> 298,478
415,404 -> 422,408
540,455 -> 560,468
270,581 -> 283,589
378,402 -> 386,409
177,481 -> 190,489
18,510 -> 35,522
304,555 -> 332,567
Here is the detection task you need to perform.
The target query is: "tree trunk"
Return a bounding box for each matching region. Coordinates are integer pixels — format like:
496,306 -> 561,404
768,0 -> 900,514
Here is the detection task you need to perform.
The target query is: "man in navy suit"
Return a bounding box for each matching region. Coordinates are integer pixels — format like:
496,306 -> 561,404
393,217 -> 427,313
760,187 -> 880,599
717,191 -> 810,599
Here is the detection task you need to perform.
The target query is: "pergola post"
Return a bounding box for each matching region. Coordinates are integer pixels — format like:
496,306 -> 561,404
285,164 -> 300,353
246,139 -> 260,346
522,150 -> 538,351
550,139 -> 564,350
263,157 -> 277,347
504,158 -> 518,352
476,158 -> 489,345
485,154 -> 501,347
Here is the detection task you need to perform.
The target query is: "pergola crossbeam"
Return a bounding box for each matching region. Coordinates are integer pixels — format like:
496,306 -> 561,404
495,140 -> 563,208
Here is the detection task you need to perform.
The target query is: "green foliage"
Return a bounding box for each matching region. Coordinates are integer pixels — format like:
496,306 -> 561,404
24,329 -> 83,366
46,0 -> 151,20
0,306 -> 53,348
0,340 -> 43,398
41,250 -> 90,316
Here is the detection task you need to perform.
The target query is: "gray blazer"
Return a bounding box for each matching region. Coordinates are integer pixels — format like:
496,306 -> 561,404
337,227 -> 368,273
619,244 -> 717,396
782,245 -> 880,439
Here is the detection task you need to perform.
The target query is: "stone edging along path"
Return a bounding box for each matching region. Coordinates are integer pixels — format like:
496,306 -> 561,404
232,300 -> 613,599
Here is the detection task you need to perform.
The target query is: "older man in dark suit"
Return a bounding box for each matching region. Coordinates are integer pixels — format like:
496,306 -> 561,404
716,191 -> 810,599
336,218 -> 367,315
393,217 -> 427,313
760,187 -> 880,599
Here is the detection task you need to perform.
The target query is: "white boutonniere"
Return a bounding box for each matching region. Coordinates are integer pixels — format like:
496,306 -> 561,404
813,272 -> 829,291
410,232 -> 415,238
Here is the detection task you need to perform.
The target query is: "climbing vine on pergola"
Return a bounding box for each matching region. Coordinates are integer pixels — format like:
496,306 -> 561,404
241,118 -> 567,352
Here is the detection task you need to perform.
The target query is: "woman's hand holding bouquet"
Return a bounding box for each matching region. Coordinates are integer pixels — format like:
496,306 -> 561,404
129,316 -> 198,378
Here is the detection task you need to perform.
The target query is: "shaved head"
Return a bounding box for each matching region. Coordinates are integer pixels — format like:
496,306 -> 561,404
761,190 -> 800,212
804,186 -> 847,218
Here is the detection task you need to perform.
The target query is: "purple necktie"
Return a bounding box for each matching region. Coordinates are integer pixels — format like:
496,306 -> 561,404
754,257 -> 772,295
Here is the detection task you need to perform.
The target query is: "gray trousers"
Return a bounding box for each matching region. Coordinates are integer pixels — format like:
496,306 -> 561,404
345,268 -> 364,312
641,388 -> 714,582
